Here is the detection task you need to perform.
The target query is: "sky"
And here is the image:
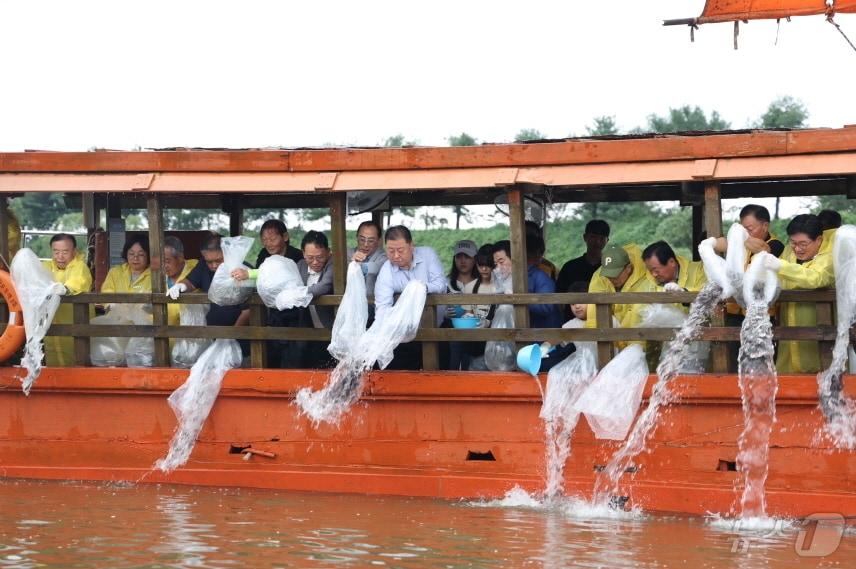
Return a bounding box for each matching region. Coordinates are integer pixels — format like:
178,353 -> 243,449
2,0 -> 854,227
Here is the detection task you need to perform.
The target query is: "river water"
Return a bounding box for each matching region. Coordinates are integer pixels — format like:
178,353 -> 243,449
0,480 -> 852,568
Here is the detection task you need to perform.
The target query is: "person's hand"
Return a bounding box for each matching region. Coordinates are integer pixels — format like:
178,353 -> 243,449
539,342 -> 553,358
167,283 -> 187,300
663,282 -> 683,293
763,255 -> 782,272
477,318 -> 491,328
745,236 -> 770,254
55,284 -> 68,296
352,250 -> 367,263
231,268 -> 249,281
445,306 -> 458,318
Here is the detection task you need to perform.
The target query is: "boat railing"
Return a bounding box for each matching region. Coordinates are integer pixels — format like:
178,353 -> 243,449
3,288 -> 837,372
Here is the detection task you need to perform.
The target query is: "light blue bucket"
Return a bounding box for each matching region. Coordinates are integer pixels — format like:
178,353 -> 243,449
516,343 -> 542,376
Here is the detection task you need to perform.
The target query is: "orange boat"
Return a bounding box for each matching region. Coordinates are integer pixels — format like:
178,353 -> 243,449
1,128 -> 855,518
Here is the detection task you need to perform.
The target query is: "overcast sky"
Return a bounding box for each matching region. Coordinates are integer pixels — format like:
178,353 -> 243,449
2,0 -> 855,152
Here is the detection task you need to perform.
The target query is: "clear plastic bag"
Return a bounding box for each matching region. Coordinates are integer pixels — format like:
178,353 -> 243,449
10,248 -> 66,394
90,311 -> 132,367
256,254 -> 311,310
485,304 -> 516,371
574,343 -> 649,440
639,303 -> 710,374
540,345 -> 598,424
208,236 -> 255,306
155,338 -> 242,473
328,261 -> 368,361
171,304 -> 212,368
358,279 -> 426,370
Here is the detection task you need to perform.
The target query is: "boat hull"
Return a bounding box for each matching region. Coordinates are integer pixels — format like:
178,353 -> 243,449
1,368 -> 854,518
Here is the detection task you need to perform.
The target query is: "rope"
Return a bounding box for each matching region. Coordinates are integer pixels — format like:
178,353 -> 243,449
827,13 -> 856,53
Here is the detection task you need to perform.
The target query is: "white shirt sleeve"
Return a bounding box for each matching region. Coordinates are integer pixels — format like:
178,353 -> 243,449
373,260 -> 394,322
423,248 -> 448,294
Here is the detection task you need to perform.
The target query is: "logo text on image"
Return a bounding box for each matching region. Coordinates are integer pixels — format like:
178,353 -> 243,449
794,513 -> 844,557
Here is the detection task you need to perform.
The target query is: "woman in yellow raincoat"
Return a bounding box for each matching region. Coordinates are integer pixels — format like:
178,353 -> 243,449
101,235 -> 152,294
42,233 -> 92,366
764,214 -> 834,373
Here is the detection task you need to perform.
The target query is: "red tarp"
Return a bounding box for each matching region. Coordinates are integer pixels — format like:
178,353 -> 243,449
699,0 -> 856,23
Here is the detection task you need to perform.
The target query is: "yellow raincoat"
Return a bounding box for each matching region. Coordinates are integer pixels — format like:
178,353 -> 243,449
101,263 -> 152,294
5,207 -> 20,257
587,244 -> 656,350
166,258 -> 198,326
42,252 -> 93,366
775,242 -> 834,373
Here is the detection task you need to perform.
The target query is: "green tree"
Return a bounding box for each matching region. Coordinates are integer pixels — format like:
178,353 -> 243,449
586,116 -> 619,136
8,193 -> 67,229
755,96 -> 809,218
383,134 -> 418,147
646,105 -> 730,133
447,132 -> 477,146
514,128 -> 545,142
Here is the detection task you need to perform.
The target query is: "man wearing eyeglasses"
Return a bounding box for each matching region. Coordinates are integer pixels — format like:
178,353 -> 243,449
347,220 -> 387,295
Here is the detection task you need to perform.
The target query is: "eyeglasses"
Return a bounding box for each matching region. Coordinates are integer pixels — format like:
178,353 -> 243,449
789,239 -> 816,250
357,236 -> 378,245
304,254 -> 328,263
127,251 -> 147,259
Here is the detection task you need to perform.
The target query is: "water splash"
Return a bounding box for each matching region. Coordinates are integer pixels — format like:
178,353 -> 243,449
816,225 -> 856,448
591,282 -> 724,506
734,253 -> 779,518
295,274 -> 427,425
155,339 -> 242,473
539,344 -> 598,500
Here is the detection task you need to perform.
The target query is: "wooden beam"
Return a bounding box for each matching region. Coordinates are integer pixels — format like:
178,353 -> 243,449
692,204 -> 703,262
73,303 -> 90,365
146,193 -> 170,367
228,200 -> 244,236
507,188 -> 529,332
329,193 -> 348,296
420,305 -> 439,370
249,303 -> 266,368
816,301 -> 834,370
371,210 -> 385,232
0,202 -> 9,269
596,303 -> 613,368
703,181 -> 728,372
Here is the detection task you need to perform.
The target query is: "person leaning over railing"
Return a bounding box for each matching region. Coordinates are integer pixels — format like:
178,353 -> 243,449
279,231 -> 335,369
43,233 -> 93,366
162,236 -> 198,327
347,220 -> 387,299
167,233 -> 250,358
587,242 -> 656,351
492,238 -> 563,329
374,225 -> 447,370
254,218 -> 303,268
762,214 -> 834,373
101,235 -> 152,294
642,240 -> 707,295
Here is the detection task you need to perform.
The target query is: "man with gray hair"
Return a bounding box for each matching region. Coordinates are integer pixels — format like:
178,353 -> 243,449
163,235 -> 197,288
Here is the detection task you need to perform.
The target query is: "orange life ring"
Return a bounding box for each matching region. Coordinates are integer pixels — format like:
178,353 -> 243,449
0,270 -> 25,361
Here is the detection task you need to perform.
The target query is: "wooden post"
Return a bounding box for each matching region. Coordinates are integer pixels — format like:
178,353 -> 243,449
146,193 -> 170,367
816,301 -> 834,370
329,193 -> 347,296
229,200 -> 244,236
704,181 -> 728,373
371,210 -> 385,233
596,302 -> 613,368
249,303 -> 266,368
0,201 -> 10,269
73,303 -> 91,365
692,204 -> 703,262
420,305 -> 439,370
507,188 -> 530,339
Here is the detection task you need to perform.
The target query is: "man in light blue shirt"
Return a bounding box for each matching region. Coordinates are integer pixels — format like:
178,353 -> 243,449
374,225 -> 447,324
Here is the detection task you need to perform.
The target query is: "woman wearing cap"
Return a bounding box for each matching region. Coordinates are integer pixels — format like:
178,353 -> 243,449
448,239 -> 479,293
449,244 -> 498,370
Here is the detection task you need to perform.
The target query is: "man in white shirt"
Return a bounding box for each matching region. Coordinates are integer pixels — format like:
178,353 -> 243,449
374,225 -> 447,323
346,220 -> 387,296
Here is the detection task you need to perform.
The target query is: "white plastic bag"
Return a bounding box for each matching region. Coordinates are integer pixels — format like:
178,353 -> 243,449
10,248 -> 66,394
328,262 -> 368,361
639,303 -> 710,374
155,338 -> 242,473
540,345 -> 598,424
171,304 -> 212,368
256,254 -> 311,310
208,236 -> 255,306
485,304 -> 516,371
574,344 -> 649,440
357,279 -> 427,370
90,311 -> 133,367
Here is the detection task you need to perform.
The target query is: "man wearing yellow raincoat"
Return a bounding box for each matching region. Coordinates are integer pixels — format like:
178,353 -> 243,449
5,206 -> 21,258
642,240 -> 707,297
764,214 -> 834,373
162,236 -> 198,326
42,234 -> 92,366
588,243 -> 656,353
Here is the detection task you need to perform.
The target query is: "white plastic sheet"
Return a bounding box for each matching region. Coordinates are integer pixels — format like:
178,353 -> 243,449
155,339 -> 242,473
328,262 -> 368,361
357,279 -> 426,370
256,254 -> 312,310
10,248 -> 66,395
208,236 -> 255,306
485,304 -> 516,371
171,304 -> 212,368
574,344 -> 649,440
540,344 -> 598,424
122,304 -> 154,368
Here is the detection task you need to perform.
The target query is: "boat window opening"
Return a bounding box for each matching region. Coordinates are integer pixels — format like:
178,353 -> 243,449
229,444 -> 252,455
717,459 -> 738,472
465,450 -> 496,461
